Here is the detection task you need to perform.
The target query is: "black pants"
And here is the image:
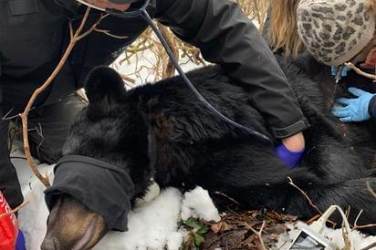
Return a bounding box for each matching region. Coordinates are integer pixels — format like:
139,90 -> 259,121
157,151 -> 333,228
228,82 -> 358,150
0,95 -> 85,209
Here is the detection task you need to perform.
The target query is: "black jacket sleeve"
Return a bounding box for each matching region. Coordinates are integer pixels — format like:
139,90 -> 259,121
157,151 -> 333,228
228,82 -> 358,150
154,0 -> 309,138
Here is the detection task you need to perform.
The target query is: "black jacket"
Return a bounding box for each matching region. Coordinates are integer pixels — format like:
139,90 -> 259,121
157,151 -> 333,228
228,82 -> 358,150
0,0 -> 309,138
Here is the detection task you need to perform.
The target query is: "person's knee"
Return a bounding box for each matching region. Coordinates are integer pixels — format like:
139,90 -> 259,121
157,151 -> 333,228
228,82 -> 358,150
28,95 -> 86,164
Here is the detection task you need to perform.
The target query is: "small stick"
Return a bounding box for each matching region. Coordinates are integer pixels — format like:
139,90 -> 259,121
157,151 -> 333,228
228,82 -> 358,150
306,214 -> 321,224
19,8 -> 112,188
248,220 -> 267,250
0,195 -> 35,219
214,191 -> 240,205
354,209 -> 363,229
119,74 -> 136,84
287,177 -> 322,215
344,63 -> 376,81
351,181 -> 376,229
352,209 -> 376,230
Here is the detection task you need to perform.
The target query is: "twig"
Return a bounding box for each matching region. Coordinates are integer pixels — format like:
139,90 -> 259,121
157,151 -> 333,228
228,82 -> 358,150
287,177 -> 322,215
157,23 -> 178,79
248,220 -> 267,250
119,73 -> 136,84
342,221 -> 352,250
351,182 -> 376,230
2,108 -> 15,120
345,63 -> 376,81
353,222 -> 376,230
214,191 -> 240,205
350,208 -> 376,230
19,7 -> 92,188
19,7 -> 118,188
0,195 -> 35,219
354,209 -> 364,229
76,13 -> 109,40
93,28 -> 128,39
306,214 -> 321,225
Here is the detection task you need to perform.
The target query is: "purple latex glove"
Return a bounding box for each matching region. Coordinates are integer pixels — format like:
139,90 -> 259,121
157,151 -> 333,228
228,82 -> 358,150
275,143 -> 305,169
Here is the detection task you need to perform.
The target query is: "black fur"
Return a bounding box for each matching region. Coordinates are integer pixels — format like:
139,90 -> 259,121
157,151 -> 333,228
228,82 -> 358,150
62,61 -> 376,232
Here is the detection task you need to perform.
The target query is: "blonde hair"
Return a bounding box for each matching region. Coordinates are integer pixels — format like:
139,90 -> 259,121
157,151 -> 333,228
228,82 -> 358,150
267,0 -> 376,58
267,0 -> 303,57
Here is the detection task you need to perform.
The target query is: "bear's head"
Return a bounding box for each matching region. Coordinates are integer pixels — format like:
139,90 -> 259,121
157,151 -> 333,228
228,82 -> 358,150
42,67 -> 154,250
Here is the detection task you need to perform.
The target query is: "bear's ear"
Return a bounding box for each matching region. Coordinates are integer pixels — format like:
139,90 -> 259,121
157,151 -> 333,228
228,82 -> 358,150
84,66 -> 126,107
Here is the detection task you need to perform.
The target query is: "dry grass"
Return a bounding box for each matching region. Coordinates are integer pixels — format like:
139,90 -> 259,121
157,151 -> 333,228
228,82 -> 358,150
114,0 -> 268,83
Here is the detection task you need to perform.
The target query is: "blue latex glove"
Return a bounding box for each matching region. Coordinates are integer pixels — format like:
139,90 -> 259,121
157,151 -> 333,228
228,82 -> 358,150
331,87 -> 375,122
274,143 -> 305,169
15,230 -> 26,250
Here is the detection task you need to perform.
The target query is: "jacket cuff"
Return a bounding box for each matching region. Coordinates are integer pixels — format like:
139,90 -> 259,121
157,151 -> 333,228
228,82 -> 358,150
368,95 -> 376,119
270,118 -> 310,139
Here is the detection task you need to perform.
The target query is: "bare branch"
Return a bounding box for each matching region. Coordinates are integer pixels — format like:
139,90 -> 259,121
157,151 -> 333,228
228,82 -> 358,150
248,220 -> 267,250
351,208 -> 376,230
353,222 -> 376,230
93,28 -> 128,39
19,7 -> 92,188
77,13 -> 110,40
352,182 -> 376,230
214,191 -> 240,205
287,177 -> 322,215
354,209 -> 364,229
0,195 -> 35,219
157,23 -> 179,79
119,73 -> 136,84
69,22 -> 74,40
345,63 -> 376,81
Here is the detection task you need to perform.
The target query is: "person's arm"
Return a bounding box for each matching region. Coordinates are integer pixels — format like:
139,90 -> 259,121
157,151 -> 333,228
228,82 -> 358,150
155,0 -> 307,167
154,0 -> 309,141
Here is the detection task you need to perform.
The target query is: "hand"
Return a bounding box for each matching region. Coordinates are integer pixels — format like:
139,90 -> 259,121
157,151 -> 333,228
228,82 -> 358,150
331,87 -> 375,122
275,132 -> 305,169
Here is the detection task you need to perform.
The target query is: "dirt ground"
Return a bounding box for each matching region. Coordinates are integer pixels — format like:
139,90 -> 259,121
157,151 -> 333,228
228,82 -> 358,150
181,195 -> 301,250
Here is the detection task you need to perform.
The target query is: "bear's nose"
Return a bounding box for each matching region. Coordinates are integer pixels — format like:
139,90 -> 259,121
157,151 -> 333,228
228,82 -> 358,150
41,237 -> 58,250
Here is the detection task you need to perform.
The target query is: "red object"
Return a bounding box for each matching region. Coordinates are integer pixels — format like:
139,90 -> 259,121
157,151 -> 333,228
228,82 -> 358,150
360,48 -> 376,69
0,191 -> 18,250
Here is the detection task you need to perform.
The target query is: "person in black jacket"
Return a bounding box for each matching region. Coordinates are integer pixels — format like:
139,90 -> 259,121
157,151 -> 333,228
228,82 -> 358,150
0,0 -> 308,210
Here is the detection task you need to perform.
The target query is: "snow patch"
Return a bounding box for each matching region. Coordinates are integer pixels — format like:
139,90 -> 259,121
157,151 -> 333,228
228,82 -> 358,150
181,186 -> 221,222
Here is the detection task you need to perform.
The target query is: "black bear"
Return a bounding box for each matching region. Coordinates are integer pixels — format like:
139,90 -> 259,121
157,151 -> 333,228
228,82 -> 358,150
41,57 -> 376,250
